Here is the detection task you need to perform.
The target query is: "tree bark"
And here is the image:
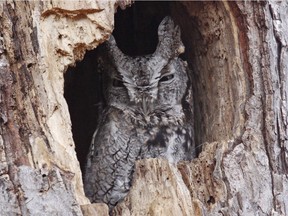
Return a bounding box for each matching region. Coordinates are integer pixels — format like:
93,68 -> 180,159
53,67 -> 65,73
0,1 -> 287,216
0,1 -> 116,215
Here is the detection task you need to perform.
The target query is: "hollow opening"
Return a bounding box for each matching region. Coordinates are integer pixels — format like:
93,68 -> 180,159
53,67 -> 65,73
64,1 -> 247,172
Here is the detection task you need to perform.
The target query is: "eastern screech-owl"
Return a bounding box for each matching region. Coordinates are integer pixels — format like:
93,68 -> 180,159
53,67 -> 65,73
84,16 -> 195,209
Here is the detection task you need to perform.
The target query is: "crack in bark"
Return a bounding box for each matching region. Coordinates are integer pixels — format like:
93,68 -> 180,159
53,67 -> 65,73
269,3 -> 288,176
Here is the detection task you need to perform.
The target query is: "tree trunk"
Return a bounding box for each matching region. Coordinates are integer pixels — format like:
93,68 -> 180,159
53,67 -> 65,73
0,1 -> 116,215
0,1 -> 287,216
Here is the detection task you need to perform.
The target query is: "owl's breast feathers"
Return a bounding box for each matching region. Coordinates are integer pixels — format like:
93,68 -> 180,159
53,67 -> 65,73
112,104 -> 193,162
121,104 -> 185,127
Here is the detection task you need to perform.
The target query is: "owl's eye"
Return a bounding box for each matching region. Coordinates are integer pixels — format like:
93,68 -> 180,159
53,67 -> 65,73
159,74 -> 174,82
112,78 -> 125,87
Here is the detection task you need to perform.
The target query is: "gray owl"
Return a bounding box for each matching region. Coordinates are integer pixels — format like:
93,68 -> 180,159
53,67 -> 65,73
84,16 -> 195,209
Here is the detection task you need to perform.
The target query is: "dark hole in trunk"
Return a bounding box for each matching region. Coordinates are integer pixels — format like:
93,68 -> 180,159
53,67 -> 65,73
64,1 -> 200,173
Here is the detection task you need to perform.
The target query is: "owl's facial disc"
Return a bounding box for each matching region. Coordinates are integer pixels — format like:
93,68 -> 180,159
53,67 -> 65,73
134,73 -> 175,115
109,50 -> 184,117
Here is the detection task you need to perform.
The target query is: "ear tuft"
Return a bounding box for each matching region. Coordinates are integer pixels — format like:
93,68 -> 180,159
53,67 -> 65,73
105,35 -> 126,67
155,16 -> 184,59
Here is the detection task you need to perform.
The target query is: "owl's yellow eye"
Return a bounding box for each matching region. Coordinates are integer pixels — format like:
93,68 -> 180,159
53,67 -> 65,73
112,78 -> 125,87
159,74 -> 174,82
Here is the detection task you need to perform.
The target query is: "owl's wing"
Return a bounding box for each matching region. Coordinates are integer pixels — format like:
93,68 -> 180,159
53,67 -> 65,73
84,108 -> 140,208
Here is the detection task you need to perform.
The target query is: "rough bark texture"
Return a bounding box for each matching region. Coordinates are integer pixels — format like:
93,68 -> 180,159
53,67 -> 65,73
0,1 -> 287,216
0,1 -> 118,215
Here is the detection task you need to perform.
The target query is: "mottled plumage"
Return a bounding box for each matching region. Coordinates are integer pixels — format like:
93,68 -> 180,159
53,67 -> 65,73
84,16 -> 195,209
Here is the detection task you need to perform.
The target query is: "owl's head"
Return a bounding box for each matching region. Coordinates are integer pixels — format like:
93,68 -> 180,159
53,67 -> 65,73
101,17 -> 189,116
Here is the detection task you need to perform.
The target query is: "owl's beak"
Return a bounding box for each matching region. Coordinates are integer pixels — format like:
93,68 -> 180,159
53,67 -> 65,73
142,96 -> 151,115
142,97 -> 148,115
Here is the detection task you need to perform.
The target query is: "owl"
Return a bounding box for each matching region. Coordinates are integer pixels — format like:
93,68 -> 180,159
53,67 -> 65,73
84,16 -> 195,209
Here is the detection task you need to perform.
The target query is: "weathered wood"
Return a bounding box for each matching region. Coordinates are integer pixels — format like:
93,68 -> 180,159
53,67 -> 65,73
0,1 -> 117,215
81,203 -> 109,216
